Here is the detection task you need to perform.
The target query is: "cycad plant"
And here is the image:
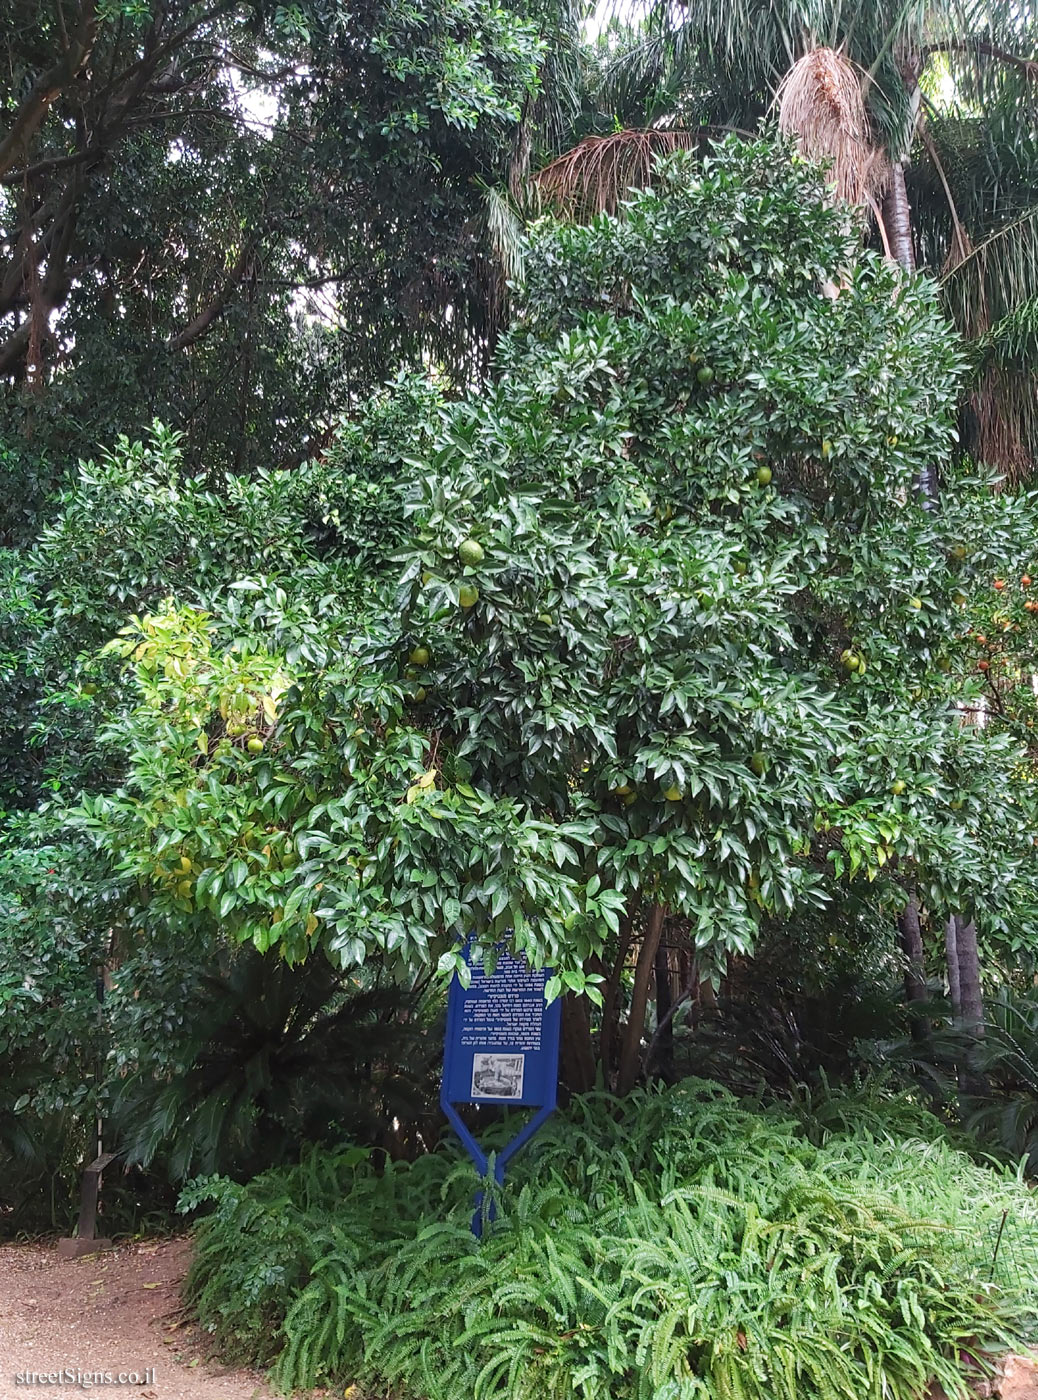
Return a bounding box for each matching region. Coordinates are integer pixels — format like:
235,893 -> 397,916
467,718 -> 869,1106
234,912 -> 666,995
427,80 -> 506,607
877,985 -> 1038,1169
110,949 -> 442,1182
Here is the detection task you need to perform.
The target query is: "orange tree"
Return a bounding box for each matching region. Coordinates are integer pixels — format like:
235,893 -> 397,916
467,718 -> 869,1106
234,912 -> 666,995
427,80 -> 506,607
80,136 -> 1038,1090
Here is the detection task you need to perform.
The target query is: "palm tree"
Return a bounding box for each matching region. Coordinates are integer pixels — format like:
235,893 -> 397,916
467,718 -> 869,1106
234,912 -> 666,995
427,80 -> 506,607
538,0 -> 1038,473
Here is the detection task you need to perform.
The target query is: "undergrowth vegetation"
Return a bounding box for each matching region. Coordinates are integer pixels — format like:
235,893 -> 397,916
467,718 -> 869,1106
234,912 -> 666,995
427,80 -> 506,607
185,1082 -> 1038,1400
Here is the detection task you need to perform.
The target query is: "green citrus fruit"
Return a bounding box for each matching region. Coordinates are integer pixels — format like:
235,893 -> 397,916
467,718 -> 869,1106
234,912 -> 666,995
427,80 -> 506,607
622,791 -> 637,806
247,737 -> 265,754
176,878 -> 193,898
459,583 -> 479,609
908,597 -> 922,610
749,752 -> 766,776
414,686 -> 427,703
613,783 -> 632,798
821,439 -> 833,458
409,645 -> 431,667
891,779 -> 906,796
458,538 -> 484,567
696,365 -> 714,386
756,465 -> 772,486
734,559 -> 748,576
662,784 -> 683,802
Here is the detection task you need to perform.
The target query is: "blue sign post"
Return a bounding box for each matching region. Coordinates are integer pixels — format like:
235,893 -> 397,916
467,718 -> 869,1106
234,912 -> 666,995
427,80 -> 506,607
440,943 -> 562,1236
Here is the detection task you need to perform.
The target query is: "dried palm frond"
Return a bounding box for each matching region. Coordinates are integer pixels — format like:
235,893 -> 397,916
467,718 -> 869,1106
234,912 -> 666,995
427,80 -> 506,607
531,128 -> 702,222
943,209 -> 1038,477
965,368 -> 1033,484
777,47 -> 882,207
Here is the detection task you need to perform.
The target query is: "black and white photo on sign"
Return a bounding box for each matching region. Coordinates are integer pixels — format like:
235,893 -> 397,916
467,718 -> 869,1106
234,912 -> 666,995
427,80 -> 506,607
470,1052 -> 525,1099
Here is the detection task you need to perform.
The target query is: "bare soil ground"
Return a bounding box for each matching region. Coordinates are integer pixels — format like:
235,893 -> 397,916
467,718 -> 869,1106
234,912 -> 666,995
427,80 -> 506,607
0,1239 -> 270,1400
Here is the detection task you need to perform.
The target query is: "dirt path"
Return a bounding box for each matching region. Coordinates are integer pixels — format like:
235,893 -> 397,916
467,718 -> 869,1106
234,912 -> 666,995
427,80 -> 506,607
0,1239 -> 270,1400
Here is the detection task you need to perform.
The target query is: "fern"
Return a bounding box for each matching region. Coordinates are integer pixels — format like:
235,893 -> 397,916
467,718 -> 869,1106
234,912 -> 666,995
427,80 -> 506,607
186,1080 -> 1038,1399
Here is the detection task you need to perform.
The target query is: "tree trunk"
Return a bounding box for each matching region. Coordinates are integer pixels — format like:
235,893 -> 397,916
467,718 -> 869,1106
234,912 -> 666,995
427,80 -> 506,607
653,935 -> 674,1080
617,904 -> 666,1096
560,992 -> 596,1095
599,894 -> 637,1082
881,106 -> 937,504
944,915 -> 961,1014
955,915 -> 984,1036
898,895 -> 929,1042
882,160 -> 916,273
953,914 -> 988,1096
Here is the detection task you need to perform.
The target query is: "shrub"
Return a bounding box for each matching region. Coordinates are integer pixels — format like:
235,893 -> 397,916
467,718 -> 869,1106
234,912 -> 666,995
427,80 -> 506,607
186,1081 -> 1038,1399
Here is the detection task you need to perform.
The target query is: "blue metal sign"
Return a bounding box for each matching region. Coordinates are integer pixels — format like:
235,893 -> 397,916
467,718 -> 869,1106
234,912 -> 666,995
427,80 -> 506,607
440,942 -> 562,1236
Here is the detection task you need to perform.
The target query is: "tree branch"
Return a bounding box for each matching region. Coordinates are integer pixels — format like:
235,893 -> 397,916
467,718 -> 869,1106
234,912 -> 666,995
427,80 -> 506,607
0,0 -> 99,179
0,175 -> 83,315
0,144 -> 106,187
166,239 -> 255,351
0,321 -> 33,378
93,0 -> 236,113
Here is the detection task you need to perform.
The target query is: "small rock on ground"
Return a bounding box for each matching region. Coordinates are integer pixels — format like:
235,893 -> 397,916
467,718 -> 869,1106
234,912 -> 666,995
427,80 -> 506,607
996,1354 -> 1038,1400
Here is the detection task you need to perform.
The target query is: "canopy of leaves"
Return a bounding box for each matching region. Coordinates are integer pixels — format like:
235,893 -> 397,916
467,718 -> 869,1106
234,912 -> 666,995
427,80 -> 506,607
74,137 -> 1038,991
569,1 -> 1038,473
0,0 -> 549,543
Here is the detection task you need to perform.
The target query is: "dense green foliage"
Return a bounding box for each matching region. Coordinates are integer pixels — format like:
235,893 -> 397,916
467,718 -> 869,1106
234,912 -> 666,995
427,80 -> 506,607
0,821 -> 113,1222
7,135 -> 1038,1231
5,8 -> 1038,1395
583,0 -> 1038,474
186,1081 -> 1038,1400
0,0 -> 552,539
74,137 -> 1038,989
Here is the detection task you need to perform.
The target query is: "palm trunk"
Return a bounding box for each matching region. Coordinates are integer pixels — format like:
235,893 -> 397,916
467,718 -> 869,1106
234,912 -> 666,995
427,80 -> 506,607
882,160 -> 916,273
881,79 -> 938,505
944,915 -> 961,1014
